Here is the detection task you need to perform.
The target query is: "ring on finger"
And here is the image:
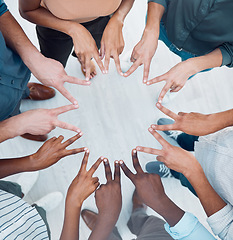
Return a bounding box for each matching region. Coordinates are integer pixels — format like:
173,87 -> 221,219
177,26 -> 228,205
170,85 -> 176,90
132,57 -> 137,62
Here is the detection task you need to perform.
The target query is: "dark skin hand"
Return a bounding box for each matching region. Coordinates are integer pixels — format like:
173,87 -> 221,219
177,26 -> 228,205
89,159 -> 122,240
60,150 -> 103,240
0,133 -> 85,178
119,149 -> 184,227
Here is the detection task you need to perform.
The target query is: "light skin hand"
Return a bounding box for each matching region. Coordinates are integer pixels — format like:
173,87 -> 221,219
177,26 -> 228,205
136,128 -> 200,176
123,29 -> 158,82
153,103 -> 213,136
30,133 -> 85,171
100,17 -> 124,75
31,54 -> 91,105
147,60 -> 195,103
16,104 -> 81,136
89,159 -> 122,240
71,24 -> 106,80
119,149 -> 184,226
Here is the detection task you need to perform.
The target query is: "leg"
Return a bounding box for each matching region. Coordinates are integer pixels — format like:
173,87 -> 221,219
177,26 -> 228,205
177,133 -> 199,151
127,208 -> 172,240
36,25 -> 73,68
33,204 -> 51,240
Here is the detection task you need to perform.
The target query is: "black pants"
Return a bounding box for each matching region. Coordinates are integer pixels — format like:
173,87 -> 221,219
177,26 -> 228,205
36,16 -> 110,67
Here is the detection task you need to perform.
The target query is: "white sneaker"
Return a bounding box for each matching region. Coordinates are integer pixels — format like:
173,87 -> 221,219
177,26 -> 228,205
34,192 -> 63,212
16,171 -> 39,196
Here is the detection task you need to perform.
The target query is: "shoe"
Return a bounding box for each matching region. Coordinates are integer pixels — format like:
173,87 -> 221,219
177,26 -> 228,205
157,118 -> 182,140
81,209 -> 98,230
132,190 -> 146,211
21,133 -> 48,142
146,161 -> 172,178
26,82 -> 55,100
34,192 -> 63,212
16,171 -> 39,196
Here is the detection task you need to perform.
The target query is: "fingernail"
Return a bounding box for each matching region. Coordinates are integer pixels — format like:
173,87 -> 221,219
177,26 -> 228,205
151,125 -> 156,129
156,102 -> 160,107
143,79 -> 146,83
84,148 -> 89,153
79,132 -> 83,136
146,82 -> 150,85
133,149 -> 137,153
158,100 -> 162,104
86,77 -> 89,81
120,72 -> 124,76
119,160 -> 124,165
115,160 -> 119,164
149,127 -> 153,132
103,158 -> 108,162
123,73 -> 127,77
136,147 -> 141,151
76,128 -> 81,133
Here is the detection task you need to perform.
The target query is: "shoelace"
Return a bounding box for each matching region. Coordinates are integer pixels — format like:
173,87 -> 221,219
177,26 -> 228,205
167,130 -> 182,140
159,164 -> 172,177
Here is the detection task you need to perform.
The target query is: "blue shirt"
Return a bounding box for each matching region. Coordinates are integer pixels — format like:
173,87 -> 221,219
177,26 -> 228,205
0,0 -> 31,120
148,0 -> 233,67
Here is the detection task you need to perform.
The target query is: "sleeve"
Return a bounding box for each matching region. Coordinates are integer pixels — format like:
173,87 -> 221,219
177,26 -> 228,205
148,0 -> 168,11
207,203 -> 233,240
219,43 -> 233,68
0,0 -> 8,17
164,212 -> 216,240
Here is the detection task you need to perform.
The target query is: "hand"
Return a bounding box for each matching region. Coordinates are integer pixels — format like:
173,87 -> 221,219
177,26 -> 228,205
100,17 -> 124,75
17,104 -> 80,135
95,159 -> 122,222
66,150 -> 103,208
123,29 -> 158,82
147,60 -> 195,103
71,24 -> 105,80
31,55 -> 91,105
30,133 -> 85,170
136,128 -> 200,176
119,149 -> 167,212
153,103 -> 212,136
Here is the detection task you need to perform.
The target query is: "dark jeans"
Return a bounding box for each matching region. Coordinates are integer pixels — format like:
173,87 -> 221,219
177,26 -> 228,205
36,16 -> 110,67
171,133 -> 199,196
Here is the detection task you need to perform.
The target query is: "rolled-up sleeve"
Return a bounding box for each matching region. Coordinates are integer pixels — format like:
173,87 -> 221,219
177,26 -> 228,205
0,0 -> 8,16
207,204 -> 233,240
164,212 -> 216,240
148,0 -> 168,11
219,43 -> 233,68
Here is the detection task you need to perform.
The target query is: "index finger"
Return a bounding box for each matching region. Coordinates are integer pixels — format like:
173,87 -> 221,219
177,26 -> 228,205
56,85 -> 78,105
88,157 -> 103,176
132,149 -> 143,173
119,160 -> 134,181
85,57 -> 91,81
103,158 -> 112,182
53,104 -> 78,116
65,75 -> 91,86
158,82 -> 171,103
62,132 -> 83,148
148,128 -> 170,148
156,103 -> 178,120
143,60 -> 151,83
113,53 -> 123,76
123,60 -> 141,77
93,52 -> 105,74
80,149 -> 89,171
114,160 -> 121,183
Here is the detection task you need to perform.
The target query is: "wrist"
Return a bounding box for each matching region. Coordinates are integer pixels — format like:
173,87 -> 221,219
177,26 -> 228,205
67,22 -> 83,38
184,161 -> 204,181
66,191 -> 83,209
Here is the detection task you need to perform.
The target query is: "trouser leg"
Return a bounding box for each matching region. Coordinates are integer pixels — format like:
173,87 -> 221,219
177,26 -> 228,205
0,180 -> 23,198
36,25 -> 73,68
177,133 -> 199,151
127,208 -> 172,240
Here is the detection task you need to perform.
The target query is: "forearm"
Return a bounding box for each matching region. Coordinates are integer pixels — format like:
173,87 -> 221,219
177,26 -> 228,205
144,2 -> 165,38
112,0 -> 135,23
89,215 -> 117,240
0,156 -> 32,178
185,48 -> 222,76
60,201 -> 81,240
186,164 -> 226,217
151,196 -> 185,227
19,1 -> 81,37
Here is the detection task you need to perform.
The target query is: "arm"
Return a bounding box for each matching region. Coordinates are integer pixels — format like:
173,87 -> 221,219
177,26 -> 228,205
120,149 -> 216,239
100,0 -> 135,74
60,151 -> 103,240
89,160 -> 122,240
19,0 -> 105,79
0,133 -> 84,178
153,103 -> 233,136
0,10 -> 89,104
137,128 -> 227,217
0,104 -> 80,144
148,48 -> 222,103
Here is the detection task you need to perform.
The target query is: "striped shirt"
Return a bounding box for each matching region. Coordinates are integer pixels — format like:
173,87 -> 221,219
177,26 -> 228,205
0,190 -> 49,240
